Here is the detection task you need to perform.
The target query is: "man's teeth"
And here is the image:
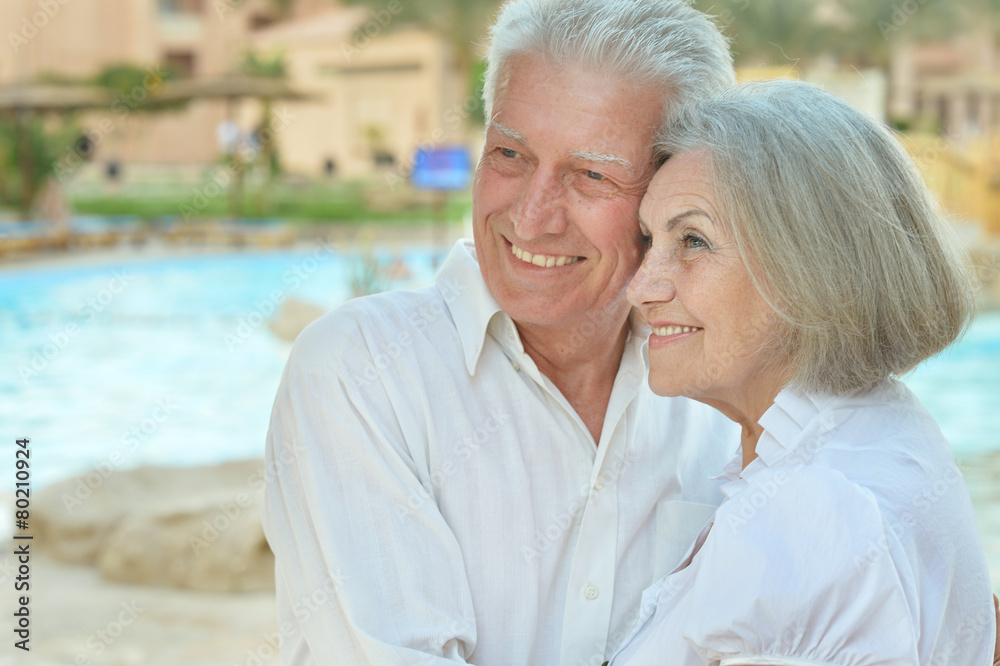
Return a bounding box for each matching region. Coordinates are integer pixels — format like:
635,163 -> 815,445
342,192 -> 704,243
511,243 -> 580,267
652,326 -> 701,336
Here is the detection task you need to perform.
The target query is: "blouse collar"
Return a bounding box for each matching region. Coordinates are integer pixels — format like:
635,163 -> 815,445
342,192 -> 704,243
714,386 -> 840,500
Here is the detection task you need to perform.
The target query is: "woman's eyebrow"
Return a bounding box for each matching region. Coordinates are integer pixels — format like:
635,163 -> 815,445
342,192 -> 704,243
666,209 -> 710,230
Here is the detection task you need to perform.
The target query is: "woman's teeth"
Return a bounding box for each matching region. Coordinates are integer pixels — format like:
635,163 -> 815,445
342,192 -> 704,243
652,326 -> 701,336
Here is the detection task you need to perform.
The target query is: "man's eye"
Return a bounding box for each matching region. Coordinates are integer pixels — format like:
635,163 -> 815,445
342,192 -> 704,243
586,170 -> 605,180
500,147 -> 519,158
637,232 -> 652,250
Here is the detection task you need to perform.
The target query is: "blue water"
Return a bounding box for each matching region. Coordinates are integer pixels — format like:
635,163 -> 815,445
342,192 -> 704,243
1,250 -> 998,489
0,247 -> 443,489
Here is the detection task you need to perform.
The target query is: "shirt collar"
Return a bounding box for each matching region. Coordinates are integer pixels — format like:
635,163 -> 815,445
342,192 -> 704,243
435,239 -> 507,376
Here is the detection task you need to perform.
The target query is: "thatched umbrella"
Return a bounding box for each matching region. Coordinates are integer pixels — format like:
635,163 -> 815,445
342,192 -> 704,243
0,83 -> 115,113
157,74 -> 317,104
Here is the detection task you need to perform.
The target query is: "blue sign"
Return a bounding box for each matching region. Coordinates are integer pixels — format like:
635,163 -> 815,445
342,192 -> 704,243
411,146 -> 473,191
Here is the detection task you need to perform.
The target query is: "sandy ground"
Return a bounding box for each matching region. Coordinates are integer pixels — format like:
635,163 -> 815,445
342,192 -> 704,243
0,553 -> 280,666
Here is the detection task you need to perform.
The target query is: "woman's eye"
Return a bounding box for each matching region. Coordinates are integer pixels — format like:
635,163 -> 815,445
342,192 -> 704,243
637,232 -> 652,250
681,233 -> 709,250
499,147 -> 519,158
585,170 -> 605,180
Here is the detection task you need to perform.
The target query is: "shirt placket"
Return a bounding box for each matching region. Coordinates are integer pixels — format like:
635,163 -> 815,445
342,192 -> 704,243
558,365 -> 641,666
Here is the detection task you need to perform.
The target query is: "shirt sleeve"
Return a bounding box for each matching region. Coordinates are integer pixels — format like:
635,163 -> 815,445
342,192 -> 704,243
262,309 -> 477,665
682,465 -> 920,666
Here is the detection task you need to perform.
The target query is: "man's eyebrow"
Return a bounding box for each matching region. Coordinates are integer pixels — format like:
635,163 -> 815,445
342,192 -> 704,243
570,149 -> 633,174
489,122 -> 526,143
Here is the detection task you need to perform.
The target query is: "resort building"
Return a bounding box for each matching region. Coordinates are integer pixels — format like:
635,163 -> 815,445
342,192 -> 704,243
0,0 -> 468,177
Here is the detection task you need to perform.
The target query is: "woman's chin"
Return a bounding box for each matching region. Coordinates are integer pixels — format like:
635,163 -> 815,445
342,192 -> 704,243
647,378 -> 689,399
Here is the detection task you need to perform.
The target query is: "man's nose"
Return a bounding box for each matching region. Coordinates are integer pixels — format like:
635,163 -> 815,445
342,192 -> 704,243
511,167 -> 568,239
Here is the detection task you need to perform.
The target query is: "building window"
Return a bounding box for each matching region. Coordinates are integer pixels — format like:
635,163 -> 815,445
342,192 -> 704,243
250,14 -> 277,31
165,51 -> 197,77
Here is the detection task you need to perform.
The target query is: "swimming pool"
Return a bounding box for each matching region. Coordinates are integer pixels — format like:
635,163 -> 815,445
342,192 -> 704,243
1,248 -> 999,489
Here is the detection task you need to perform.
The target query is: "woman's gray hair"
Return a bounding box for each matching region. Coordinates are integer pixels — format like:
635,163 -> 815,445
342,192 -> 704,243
482,0 -> 735,125
658,80 -> 976,394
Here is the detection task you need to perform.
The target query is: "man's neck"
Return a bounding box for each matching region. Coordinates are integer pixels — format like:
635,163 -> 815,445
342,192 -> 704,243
515,308 -> 632,445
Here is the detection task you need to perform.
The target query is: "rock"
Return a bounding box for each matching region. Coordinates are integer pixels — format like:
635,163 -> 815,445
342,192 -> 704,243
32,460 -> 273,591
98,489 -> 274,592
267,297 -> 326,342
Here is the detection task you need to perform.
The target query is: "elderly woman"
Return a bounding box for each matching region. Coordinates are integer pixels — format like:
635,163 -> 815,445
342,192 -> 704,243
611,80 -> 997,665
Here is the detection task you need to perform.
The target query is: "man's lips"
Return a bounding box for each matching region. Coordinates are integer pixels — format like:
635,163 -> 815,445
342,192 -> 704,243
508,241 -> 583,268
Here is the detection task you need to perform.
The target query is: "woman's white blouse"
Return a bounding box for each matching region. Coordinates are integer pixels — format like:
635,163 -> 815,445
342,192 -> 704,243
611,380 -> 996,666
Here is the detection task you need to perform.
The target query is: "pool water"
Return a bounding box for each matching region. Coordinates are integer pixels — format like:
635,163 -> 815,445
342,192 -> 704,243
0,247 -> 442,489
1,250 -> 999,489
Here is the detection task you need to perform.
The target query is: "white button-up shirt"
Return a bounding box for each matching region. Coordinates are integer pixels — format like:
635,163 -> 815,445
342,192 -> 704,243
610,380 -> 996,666
263,240 -> 738,665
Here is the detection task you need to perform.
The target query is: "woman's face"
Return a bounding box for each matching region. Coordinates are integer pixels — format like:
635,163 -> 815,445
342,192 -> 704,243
627,150 -> 790,411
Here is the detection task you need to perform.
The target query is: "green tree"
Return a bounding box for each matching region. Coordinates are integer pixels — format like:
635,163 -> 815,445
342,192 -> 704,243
0,117 -> 79,218
693,0 -> 834,69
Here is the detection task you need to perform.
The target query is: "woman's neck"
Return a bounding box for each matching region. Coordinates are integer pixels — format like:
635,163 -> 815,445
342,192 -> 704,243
695,374 -> 791,471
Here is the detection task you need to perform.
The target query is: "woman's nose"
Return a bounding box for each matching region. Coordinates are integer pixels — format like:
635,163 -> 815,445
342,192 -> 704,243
627,250 -> 677,310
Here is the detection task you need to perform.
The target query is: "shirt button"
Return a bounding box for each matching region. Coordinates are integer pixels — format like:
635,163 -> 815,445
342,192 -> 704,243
584,583 -> 599,601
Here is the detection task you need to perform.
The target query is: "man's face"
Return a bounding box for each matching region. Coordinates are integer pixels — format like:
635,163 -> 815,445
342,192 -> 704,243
472,58 -> 664,333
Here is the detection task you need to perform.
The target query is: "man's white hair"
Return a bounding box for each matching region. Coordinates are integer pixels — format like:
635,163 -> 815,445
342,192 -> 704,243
482,0 -> 735,126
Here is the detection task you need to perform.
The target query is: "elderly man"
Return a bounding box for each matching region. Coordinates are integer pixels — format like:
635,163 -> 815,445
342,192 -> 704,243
261,2 -> 735,664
